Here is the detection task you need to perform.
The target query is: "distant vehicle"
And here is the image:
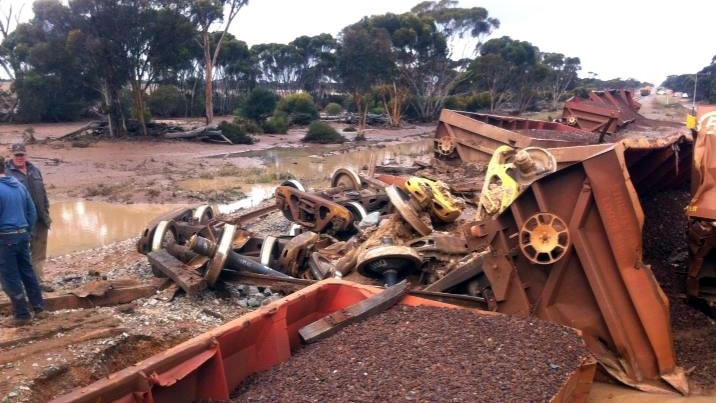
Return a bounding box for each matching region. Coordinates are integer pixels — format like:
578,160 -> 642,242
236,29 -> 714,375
640,88 -> 651,96
682,93 -> 690,98
657,90 -> 666,95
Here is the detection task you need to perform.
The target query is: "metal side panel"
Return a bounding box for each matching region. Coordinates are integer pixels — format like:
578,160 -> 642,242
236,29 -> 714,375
492,145 -> 687,394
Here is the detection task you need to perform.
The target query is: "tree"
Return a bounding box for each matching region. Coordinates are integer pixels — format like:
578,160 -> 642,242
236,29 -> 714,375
413,0 -> 500,57
251,43 -> 302,92
357,2 -> 501,122
0,2 -> 23,79
542,53 -> 580,110
3,0 -> 100,122
213,32 -> 254,114
188,0 -> 248,124
337,23 -> 396,132
465,36 -> 541,112
238,86 -> 276,122
289,34 -> 339,103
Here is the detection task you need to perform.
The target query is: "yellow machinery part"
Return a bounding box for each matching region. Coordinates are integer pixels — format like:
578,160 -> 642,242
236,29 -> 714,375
477,145 -> 521,220
686,113 -> 697,130
403,177 -> 462,222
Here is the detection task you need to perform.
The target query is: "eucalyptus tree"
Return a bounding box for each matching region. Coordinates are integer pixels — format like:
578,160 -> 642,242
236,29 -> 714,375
3,0 -> 99,122
289,34 -> 339,103
0,2 -> 23,79
409,1 -> 500,119
347,1 -> 500,122
542,53 -> 580,110
186,0 -> 249,124
212,32 -> 254,114
66,0 -> 195,136
251,43 -> 302,93
466,36 -> 542,112
337,23 -> 396,131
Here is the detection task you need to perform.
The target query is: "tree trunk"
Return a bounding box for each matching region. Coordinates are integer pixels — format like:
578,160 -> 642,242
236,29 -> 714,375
131,80 -> 148,136
103,78 -> 125,138
203,31 -> 214,125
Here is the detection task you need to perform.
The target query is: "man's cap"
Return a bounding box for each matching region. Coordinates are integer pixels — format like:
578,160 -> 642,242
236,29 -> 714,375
10,143 -> 26,154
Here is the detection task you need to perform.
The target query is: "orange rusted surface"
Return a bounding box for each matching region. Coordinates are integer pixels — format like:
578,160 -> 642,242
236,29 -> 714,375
686,105 -> 716,313
465,141 -> 689,394
433,109 -> 597,164
561,90 -> 641,135
688,105 -> 716,219
51,279 -> 595,403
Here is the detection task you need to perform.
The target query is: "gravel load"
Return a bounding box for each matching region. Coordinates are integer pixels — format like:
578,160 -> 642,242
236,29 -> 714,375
232,305 -> 592,402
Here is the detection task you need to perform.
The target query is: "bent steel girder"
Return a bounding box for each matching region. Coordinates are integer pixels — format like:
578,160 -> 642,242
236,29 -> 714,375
482,143 -> 687,394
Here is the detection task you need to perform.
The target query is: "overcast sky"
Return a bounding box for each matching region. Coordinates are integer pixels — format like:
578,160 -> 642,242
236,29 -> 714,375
231,0 -> 715,85
9,0 -> 715,86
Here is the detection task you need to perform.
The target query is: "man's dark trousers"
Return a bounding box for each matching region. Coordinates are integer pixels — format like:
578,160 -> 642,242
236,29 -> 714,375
0,232 -> 43,319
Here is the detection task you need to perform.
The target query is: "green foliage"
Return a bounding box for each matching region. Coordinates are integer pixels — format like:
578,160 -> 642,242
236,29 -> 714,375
443,92 -> 491,111
277,93 -> 319,125
147,85 -> 184,117
323,102 -> 343,116
238,87 -> 277,122
262,112 -> 289,134
218,121 -> 256,144
231,116 -> 263,134
303,121 -> 346,144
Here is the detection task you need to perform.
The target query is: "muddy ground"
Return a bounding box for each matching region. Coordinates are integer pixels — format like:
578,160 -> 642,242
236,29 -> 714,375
0,96 -> 714,402
1,117 -> 435,205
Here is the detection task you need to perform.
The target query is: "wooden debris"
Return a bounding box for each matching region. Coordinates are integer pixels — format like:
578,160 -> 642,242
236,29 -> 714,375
299,280 -> 409,344
146,249 -> 207,296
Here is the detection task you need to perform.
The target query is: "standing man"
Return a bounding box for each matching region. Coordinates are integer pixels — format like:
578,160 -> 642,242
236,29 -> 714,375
0,156 -> 46,327
5,143 -> 53,292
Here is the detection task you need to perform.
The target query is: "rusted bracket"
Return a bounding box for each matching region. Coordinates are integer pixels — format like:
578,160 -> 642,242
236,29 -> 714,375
147,249 -> 207,296
275,185 -> 354,233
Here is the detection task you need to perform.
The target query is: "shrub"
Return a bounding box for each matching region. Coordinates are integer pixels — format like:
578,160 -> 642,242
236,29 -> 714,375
231,116 -> 263,134
323,102 -> 343,116
238,87 -> 277,122
218,121 -> 256,144
303,121 -> 346,144
262,112 -> 289,134
277,93 -> 319,125
147,85 -> 184,117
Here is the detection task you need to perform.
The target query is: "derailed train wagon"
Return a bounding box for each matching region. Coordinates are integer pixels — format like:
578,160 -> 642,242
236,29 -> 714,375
431,107 -> 693,393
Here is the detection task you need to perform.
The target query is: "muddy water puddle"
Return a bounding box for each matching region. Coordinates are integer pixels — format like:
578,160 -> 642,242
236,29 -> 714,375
48,201 -> 188,257
219,139 -> 432,187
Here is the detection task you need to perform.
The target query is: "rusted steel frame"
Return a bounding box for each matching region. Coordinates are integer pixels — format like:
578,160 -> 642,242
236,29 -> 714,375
275,186 -> 353,233
147,249 -> 207,295
581,148 -> 683,389
453,110 -> 588,133
51,280 -> 512,403
621,136 -> 693,193
435,110 -> 590,163
588,90 -> 639,126
562,99 -> 620,133
0,279 -> 167,314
